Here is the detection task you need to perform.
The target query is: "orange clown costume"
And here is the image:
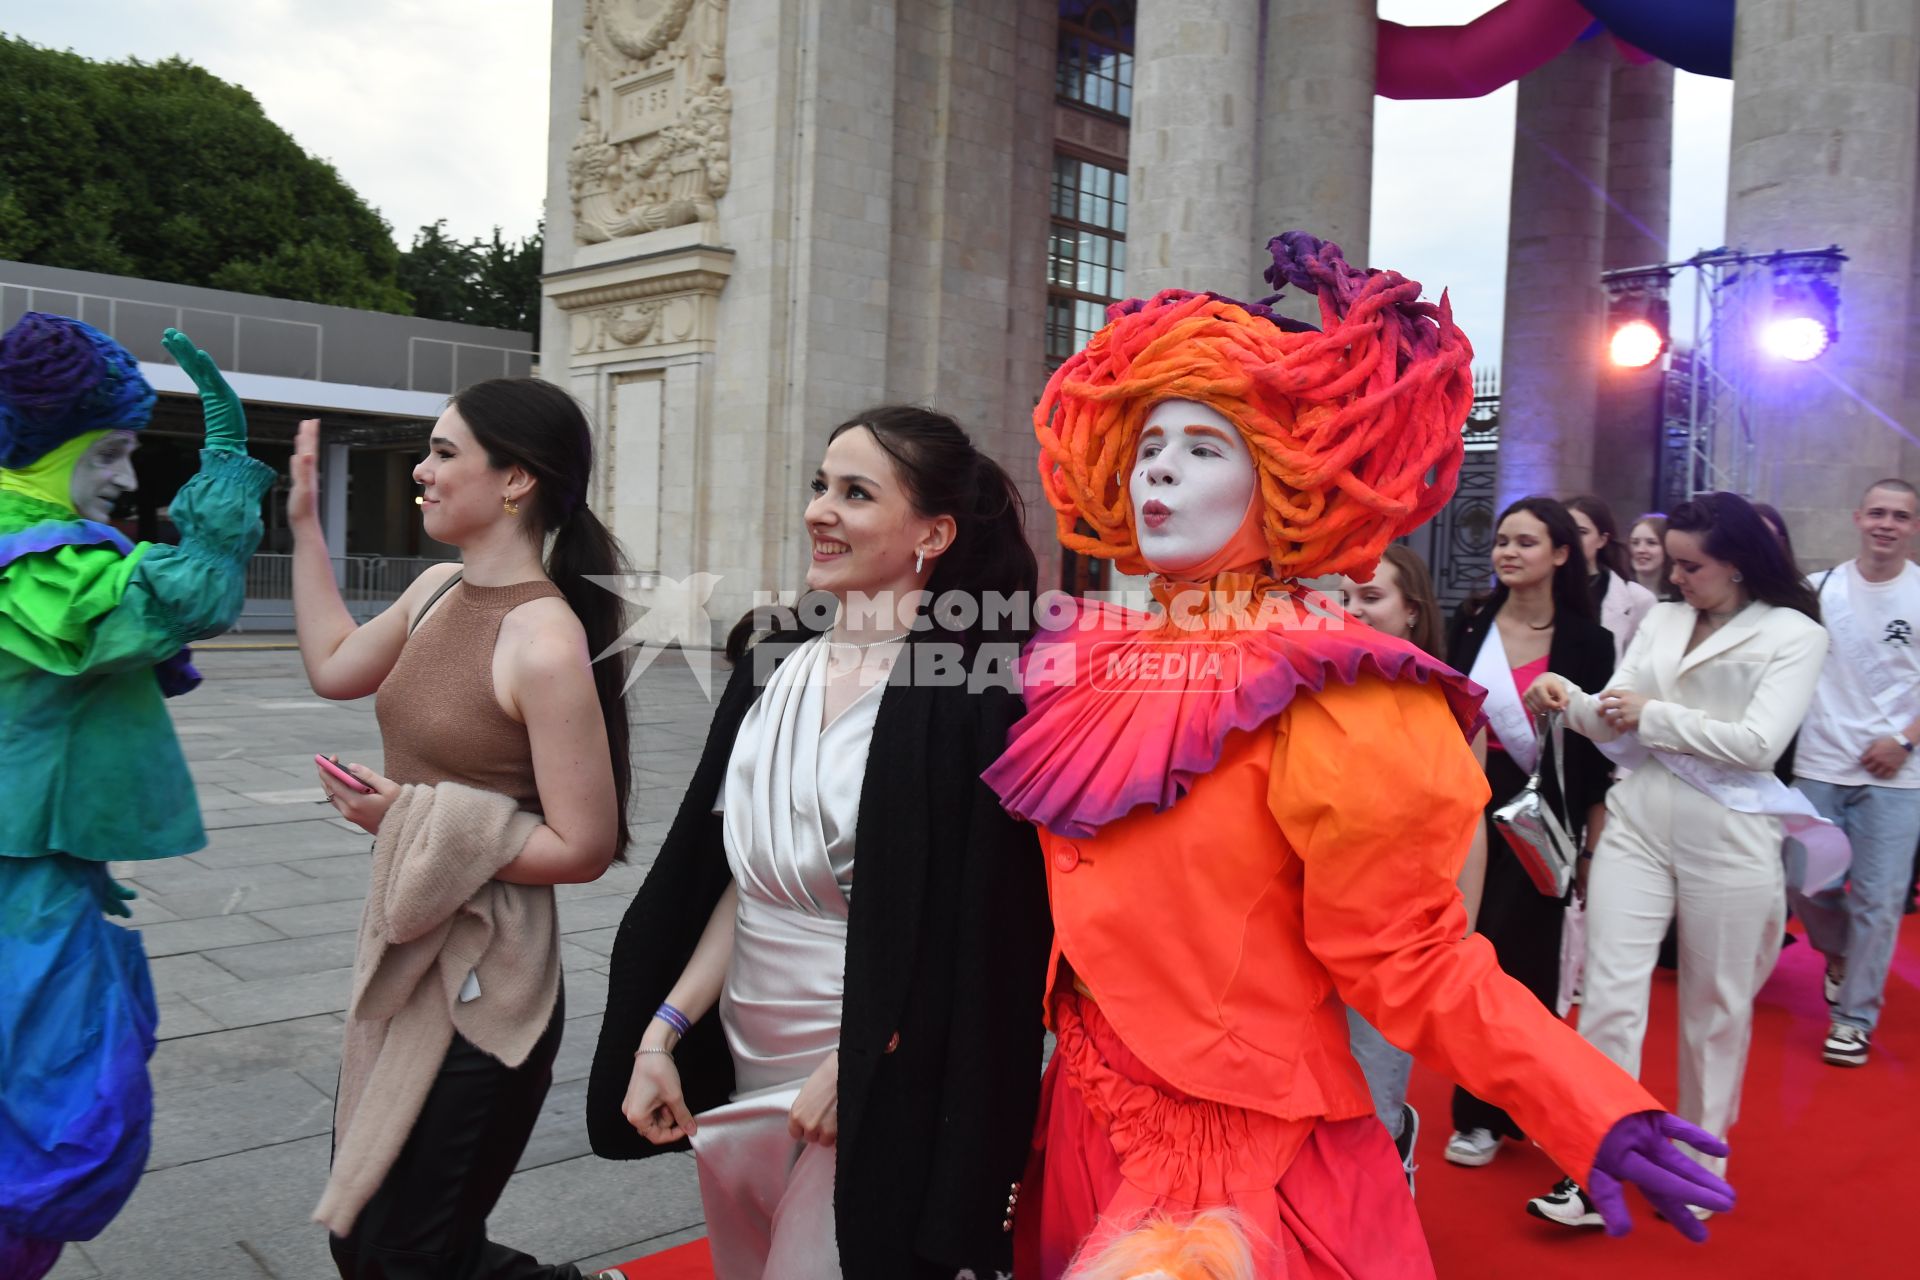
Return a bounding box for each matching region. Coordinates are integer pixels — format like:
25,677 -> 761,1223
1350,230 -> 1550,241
981,233 -> 1689,1278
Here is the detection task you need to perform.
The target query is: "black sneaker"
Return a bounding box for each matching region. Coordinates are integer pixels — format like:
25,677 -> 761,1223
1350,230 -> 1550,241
1527,1177 -> 1605,1228
1393,1103 -> 1420,1196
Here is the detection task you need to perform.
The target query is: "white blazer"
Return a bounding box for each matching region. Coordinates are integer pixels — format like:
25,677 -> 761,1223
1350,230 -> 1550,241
1551,600 -> 1829,876
1599,569 -> 1658,666
1563,600 -> 1828,773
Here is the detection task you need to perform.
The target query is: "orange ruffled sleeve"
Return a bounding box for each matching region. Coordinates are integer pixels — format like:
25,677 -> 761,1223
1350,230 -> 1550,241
1269,674 -> 1661,1184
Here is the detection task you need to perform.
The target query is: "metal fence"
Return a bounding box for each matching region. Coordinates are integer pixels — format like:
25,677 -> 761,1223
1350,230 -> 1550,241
238,553 -> 456,629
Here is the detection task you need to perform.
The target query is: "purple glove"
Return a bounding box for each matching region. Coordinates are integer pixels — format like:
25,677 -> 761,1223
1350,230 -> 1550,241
1588,1111 -> 1735,1243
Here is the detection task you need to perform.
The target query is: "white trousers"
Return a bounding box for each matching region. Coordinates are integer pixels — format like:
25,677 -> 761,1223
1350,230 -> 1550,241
1578,767 -> 1785,1144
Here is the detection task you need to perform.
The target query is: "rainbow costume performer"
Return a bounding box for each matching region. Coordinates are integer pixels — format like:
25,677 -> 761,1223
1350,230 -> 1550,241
982,234 -> 1735,1277
0,314 -> 273,1278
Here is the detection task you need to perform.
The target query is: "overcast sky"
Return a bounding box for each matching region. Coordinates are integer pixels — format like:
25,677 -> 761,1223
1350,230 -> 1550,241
6,0 -> 1730,367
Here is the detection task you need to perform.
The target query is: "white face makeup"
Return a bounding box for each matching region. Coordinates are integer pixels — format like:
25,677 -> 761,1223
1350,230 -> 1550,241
70,430 -> 138,521
1130,400 -> 1257,575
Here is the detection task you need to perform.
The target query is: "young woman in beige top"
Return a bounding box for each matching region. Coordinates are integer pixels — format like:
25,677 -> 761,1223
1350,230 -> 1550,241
290,378 -> 631,1280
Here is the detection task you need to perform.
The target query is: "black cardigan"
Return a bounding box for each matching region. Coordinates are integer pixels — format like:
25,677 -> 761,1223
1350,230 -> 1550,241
1448,604 -> 1617,827
586,631 -> 1051,1279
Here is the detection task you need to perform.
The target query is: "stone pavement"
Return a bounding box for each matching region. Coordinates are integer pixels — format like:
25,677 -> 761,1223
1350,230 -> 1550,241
47,642 -> 724,1280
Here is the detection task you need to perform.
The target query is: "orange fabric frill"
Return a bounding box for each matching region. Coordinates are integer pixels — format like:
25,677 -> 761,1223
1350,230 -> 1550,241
1015,990 -> 1434,1280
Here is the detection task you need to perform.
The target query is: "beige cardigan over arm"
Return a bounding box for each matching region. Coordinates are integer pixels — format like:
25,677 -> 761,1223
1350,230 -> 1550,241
314,782 -> 556,1236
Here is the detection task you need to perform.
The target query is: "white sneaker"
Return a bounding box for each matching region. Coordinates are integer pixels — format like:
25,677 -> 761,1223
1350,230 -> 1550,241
1824,956 -> 1846,1006
1526,1177 -> 1604,1228
1444,1127 -> 1499,1167
1823,1021 -> 1870,1066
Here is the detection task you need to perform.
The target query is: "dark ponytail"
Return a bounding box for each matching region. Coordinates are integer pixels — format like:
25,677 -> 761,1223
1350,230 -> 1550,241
452,378 -> 633,858
830,405 -> 1039,649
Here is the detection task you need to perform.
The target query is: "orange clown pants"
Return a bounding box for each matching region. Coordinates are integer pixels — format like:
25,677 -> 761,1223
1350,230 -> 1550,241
1015,990 -> 1435,1279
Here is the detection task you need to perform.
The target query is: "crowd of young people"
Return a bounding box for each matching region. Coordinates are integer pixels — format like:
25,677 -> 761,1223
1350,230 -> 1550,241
5,228 -> 1913,1280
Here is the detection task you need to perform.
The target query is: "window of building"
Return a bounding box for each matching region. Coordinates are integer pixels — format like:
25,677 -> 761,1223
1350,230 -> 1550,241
1056,2 -> 1134,118
1046,154 -> 1128,364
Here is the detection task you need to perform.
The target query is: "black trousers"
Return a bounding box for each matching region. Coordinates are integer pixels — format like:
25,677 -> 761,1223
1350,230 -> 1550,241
330,992 -> 583,1280
1452,750 -> 1566,1139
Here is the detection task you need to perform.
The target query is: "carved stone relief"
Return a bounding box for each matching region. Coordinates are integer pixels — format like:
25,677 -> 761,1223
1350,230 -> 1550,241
559,265 -> 725,358
571,0 -> 732,243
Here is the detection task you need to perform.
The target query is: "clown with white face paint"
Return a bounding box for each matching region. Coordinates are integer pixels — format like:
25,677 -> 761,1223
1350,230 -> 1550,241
0,313 -> 274,1278
984,232 -> 1738,1279
1130,400 -> 1262,578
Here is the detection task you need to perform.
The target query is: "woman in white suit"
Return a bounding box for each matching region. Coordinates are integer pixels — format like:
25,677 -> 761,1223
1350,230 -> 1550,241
1518,492 -> 1828,1228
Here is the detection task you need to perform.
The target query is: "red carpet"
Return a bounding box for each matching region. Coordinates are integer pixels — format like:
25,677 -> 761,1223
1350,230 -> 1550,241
613,916 -> 1920,1279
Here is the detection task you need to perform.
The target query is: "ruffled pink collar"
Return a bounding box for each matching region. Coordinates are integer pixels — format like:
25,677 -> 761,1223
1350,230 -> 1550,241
982,582 -> 1486,838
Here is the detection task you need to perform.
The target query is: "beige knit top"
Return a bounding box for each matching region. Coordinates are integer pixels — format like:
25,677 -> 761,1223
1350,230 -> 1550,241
375,576 -> 564,813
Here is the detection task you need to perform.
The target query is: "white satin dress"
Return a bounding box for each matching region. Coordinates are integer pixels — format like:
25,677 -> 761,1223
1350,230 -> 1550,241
692,636 -> 887,1280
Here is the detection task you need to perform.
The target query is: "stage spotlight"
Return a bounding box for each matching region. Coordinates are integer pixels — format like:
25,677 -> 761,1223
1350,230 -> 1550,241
1609,319 -> 1665,368
1601,267 -> 1672,371
1759,248 -> 1843,364
1760,315 -> 1831,363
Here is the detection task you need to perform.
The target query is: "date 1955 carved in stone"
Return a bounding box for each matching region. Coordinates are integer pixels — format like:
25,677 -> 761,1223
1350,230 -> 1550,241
571,0 -> 731,243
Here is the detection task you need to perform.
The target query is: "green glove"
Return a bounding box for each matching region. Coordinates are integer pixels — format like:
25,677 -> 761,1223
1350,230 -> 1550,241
92,868 -> 139,919
162,327 -> 248,453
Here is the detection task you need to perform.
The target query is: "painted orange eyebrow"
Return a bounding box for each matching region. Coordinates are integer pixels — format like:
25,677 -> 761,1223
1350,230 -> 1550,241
1140,423 -> 1235,440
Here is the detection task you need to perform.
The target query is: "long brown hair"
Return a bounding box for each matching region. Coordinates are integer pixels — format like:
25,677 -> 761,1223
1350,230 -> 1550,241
1566,494 -> 1633,579
1377,543 -> 1446,658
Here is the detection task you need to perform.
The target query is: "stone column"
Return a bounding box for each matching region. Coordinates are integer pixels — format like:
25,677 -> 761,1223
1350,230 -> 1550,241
1593,57 -> 1674,524
1257,0 -> 1374,323
692,0 -> 901,624
1730,0 -> 1920,566
1495,38 -> 1612,508
542,0 -> 741,642
1125,0 -> 1261,298
885,0 -> 1058,581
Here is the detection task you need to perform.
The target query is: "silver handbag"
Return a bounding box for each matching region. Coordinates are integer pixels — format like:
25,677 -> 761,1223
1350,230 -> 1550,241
1491,710 -> 1579,899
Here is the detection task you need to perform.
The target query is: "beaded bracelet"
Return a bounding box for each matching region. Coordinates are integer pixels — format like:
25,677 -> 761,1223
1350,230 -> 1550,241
654,1001 -> 692,1037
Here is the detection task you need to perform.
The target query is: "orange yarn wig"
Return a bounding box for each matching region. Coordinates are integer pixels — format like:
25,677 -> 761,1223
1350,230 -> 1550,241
1035,231 -> 1473,581
1065,1210 -> 1257,1280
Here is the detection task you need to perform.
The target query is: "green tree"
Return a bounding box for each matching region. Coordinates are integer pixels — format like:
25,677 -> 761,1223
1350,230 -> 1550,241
0,38 -> 410,312
397,220 -> 543,336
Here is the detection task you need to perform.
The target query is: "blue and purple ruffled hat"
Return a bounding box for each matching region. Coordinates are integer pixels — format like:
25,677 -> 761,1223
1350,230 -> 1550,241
0,312 -> 156,470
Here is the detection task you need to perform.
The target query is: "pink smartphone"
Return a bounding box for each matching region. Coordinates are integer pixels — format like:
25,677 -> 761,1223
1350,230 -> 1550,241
315,753 -> 375,795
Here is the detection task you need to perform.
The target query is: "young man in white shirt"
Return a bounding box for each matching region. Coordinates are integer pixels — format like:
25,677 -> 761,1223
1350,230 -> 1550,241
1791,478 -> 1920,1066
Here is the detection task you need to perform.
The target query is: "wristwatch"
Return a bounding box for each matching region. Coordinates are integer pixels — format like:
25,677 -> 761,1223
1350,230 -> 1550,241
1897,731 -> 1915,754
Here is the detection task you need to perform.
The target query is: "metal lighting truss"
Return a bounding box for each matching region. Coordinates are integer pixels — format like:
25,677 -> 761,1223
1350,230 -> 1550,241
1603,246 -> 1845,509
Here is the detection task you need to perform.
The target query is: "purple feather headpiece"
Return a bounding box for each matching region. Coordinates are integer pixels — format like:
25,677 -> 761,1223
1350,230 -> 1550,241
0,312 -> 155,469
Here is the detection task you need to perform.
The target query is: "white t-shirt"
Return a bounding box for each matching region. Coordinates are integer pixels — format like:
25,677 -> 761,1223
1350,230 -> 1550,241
1795,560 -> 1920,788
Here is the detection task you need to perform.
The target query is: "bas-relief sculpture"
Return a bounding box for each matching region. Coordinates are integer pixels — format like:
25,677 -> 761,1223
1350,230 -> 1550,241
571,0 -> 732,243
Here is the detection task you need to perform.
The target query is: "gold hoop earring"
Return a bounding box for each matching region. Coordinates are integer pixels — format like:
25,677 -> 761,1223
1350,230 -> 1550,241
503,496 -> 520,517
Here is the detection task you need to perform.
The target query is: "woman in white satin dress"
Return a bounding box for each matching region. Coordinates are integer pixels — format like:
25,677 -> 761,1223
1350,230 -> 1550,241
596,406 -> 1052,1280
